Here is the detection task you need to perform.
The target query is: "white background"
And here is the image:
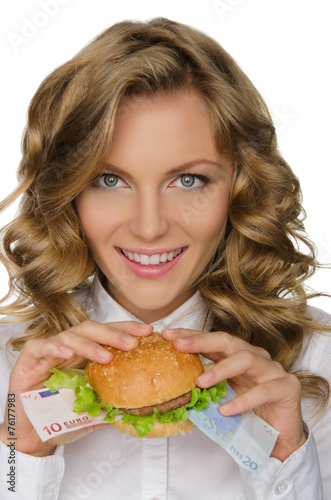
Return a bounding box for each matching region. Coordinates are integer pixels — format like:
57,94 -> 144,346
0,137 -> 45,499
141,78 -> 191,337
0,0 -> 330,311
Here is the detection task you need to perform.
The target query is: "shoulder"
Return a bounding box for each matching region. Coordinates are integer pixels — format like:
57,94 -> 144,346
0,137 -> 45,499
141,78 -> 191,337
296,305 -> 331,430
306,304 -> 331,327
294,305 -> 331,374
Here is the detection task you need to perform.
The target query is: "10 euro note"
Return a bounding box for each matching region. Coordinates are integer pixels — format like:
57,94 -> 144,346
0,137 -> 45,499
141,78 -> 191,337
19,387 -> 122,440
20,382 -> 278,473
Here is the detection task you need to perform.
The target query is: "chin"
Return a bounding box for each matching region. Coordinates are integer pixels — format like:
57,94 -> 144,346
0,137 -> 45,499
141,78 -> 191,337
110,282 -> 192,319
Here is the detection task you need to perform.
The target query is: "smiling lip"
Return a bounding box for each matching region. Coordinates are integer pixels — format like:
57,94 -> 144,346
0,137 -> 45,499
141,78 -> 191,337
116,246 -> 187,279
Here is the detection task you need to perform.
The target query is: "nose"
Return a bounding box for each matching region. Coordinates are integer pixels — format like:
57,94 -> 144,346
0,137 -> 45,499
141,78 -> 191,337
129,188 -> 169,242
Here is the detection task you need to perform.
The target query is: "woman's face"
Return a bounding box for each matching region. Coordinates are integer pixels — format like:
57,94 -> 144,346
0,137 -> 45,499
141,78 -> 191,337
76,90 -> 233,323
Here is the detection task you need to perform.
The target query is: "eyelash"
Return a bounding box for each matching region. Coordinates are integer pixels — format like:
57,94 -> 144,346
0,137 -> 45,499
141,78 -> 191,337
94,173 -> 210,191
171,173 -> 210,190
94,174 -> 126,190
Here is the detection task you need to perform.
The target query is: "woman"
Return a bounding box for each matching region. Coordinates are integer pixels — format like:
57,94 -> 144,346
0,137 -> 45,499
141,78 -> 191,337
0,18 -> 330,499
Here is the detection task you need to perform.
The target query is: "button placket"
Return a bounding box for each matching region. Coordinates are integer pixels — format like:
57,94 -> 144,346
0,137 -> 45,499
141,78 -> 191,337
275,481 -> 288,495
43,480 -> 58,493
142,438 -> 167,500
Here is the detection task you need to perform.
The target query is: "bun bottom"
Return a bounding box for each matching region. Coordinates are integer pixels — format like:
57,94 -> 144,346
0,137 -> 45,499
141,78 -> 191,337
110,418 -> 195,438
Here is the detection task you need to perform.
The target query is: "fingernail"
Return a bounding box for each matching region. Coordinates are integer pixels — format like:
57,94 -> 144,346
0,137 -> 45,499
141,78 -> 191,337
60,346 -> 75,357
122,334 -> 138,346
163,328 -> 179,336
196,370 -> 213,386
137,323 -> 151,330
97,346 -> 112,360
219,402 -> 233,416
175,337 -> 191,346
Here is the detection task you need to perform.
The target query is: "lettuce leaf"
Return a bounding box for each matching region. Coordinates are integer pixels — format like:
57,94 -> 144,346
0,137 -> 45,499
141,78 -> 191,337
44,367 -> 226,438
45,368 -> 101,416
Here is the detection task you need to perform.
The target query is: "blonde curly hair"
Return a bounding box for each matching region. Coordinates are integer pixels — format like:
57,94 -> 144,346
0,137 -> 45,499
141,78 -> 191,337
0,18 -> 329,409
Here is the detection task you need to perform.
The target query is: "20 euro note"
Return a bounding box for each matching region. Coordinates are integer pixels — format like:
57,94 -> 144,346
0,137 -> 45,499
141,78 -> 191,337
188,382 -> 279,472
20,382 -> 278,473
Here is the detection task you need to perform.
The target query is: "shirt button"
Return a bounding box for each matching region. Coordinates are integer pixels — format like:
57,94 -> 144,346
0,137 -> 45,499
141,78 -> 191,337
275,481 -> 288,495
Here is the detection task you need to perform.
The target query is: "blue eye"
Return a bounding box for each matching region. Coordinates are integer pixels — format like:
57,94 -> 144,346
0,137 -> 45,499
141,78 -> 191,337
94,174 -> 127,190
180,175 -> 196,187
102,174 -> 119,187
170,174 -> 208,190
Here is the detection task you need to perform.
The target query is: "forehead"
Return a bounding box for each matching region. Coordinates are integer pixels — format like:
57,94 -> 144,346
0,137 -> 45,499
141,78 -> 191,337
109,90 -> 221,171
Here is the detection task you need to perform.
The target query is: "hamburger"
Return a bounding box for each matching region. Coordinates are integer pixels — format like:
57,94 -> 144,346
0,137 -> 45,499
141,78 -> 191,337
45,332 -> 226,438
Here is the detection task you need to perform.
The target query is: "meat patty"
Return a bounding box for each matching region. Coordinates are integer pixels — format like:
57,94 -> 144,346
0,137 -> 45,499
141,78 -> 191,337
121,390 -> 192,416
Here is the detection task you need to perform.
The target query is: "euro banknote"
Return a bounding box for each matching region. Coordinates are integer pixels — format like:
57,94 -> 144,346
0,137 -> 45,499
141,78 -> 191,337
20,382 -> 278,472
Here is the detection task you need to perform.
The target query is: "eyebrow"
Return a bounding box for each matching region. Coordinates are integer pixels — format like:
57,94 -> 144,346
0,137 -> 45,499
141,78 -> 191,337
103,159 -> 223,178
167,159 -> 223,174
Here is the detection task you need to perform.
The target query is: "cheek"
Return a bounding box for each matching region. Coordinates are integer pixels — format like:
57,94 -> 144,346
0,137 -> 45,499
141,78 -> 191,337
75,192 -> 116,245
177,185 -> 230,237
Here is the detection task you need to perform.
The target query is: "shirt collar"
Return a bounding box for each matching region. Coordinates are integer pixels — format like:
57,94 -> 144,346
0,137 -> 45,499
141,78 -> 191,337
87,275 -> 212,332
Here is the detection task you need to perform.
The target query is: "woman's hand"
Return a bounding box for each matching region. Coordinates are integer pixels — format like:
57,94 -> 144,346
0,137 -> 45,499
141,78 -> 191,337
162,328 -> 306,462
0,320 -> 153,457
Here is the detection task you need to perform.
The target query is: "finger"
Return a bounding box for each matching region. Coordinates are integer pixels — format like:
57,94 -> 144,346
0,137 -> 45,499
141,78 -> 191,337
17,337 -> 75,367
10,338 -> 77,391
169,331 -> 271,361
161,327 -> 202,339
69,320 -> 153,343
56,330 -> 114,363
218,374 -> 301,416
15,322 -> 153,386
105,321 -> 153,337
196,350 -> 284,388
55,321 -> 153,362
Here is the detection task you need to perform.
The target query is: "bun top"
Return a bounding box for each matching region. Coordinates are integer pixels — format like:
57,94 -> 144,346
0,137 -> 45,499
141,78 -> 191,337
85,332 -> 204,408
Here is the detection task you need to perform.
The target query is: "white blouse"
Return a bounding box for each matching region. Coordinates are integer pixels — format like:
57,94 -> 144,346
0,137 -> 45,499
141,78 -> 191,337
0,276 -> 330,500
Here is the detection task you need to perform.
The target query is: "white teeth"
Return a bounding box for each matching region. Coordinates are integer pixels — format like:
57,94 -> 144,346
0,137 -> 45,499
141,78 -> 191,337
140,254 -> 150,265
133,253 -> 140,263
149,254 -> 160,265
122,248 -> 183,266
160,252 -> 168,263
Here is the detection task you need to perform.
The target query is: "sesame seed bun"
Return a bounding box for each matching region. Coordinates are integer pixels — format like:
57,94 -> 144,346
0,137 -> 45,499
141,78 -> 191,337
85,332 -> 204,437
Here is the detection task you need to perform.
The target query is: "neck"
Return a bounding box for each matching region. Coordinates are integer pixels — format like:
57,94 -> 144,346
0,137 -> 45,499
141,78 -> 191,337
103,280 -> 197,323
